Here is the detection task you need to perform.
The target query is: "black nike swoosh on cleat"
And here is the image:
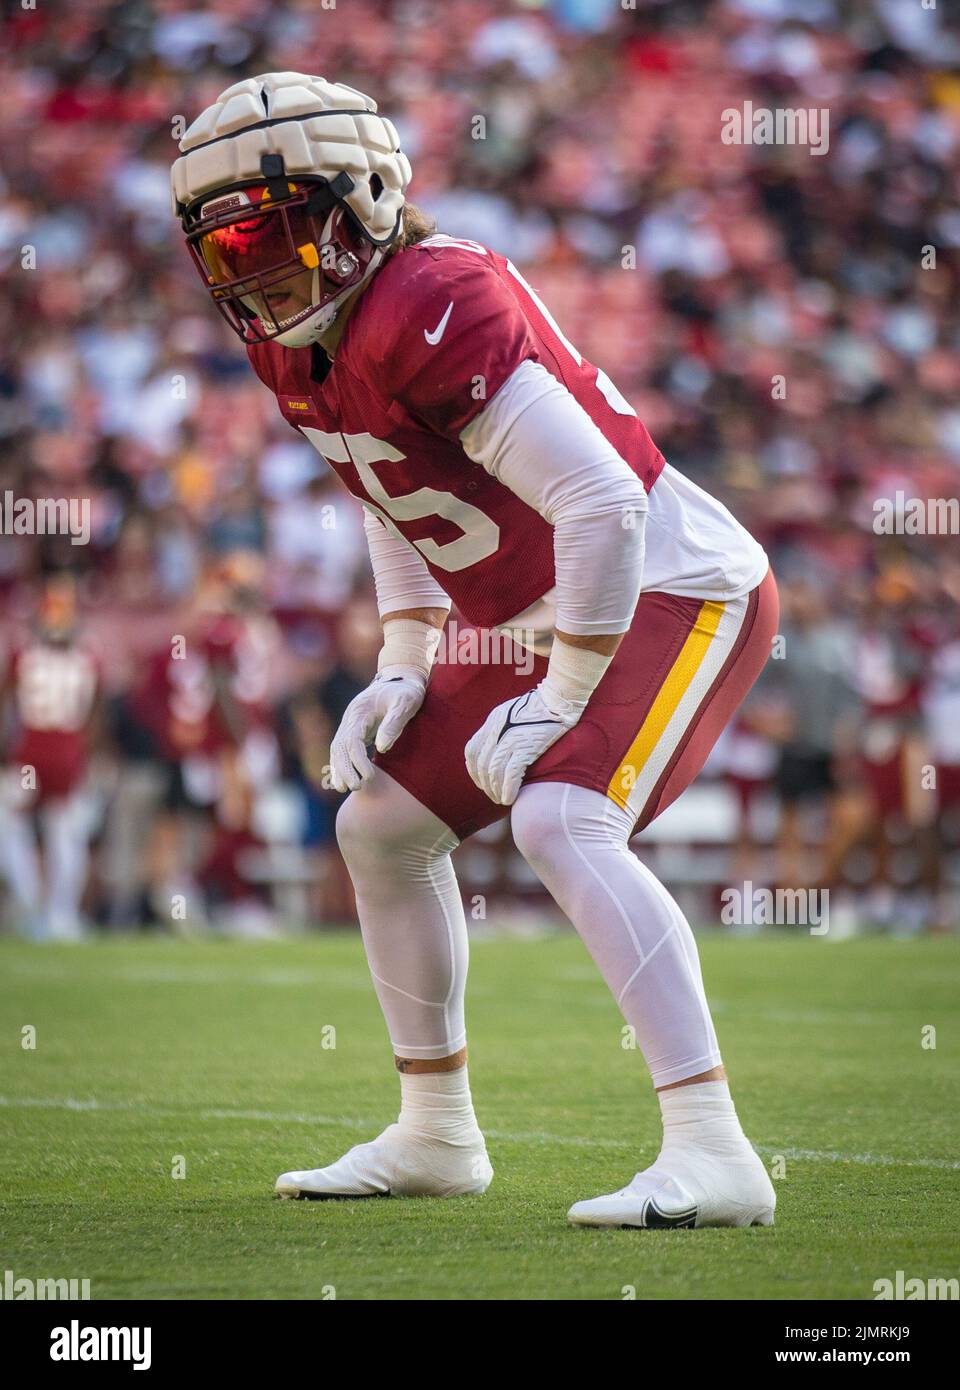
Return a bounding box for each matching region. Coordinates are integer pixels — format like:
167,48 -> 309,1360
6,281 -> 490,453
640,1197 -> 699,1228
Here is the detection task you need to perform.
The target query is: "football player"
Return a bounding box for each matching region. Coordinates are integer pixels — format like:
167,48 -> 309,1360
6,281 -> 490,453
0,577 -> 99,941
172,73 -> 779,1229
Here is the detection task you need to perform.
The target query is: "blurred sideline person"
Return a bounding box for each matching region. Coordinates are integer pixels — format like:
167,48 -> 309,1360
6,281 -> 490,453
172,73 -> 780,1230
922,633 -> 960,931
109,557 -> 284,932
0,577 -> 99,941
853,571 -> 937,930
762,577 -> 864,898
277,682 -> 355,925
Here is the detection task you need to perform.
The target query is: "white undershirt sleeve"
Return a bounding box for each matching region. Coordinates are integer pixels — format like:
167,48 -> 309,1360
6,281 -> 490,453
459,359 -> 647,636
362,507 -> 453,618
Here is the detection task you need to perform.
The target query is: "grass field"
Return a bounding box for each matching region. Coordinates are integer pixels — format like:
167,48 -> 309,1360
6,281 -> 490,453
0,929 -> 957,1301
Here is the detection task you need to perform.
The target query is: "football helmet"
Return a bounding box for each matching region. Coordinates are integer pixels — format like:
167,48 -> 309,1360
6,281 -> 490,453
171,72 -> 411,347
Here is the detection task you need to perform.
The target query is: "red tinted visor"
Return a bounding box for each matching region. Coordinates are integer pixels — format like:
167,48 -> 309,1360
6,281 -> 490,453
195,184 -> 318,292
182,180 -> 371,342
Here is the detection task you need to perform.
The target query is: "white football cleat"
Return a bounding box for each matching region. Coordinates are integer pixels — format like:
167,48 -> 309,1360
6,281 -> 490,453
275,1123 -> 493,1200
568,1146 -> 776,1230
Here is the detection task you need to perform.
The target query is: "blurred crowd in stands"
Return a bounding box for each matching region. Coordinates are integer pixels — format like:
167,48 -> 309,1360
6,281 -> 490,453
1,0 -> 960,937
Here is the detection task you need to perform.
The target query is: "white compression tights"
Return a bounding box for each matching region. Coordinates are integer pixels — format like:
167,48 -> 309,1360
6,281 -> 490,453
336,770 -> 722,1086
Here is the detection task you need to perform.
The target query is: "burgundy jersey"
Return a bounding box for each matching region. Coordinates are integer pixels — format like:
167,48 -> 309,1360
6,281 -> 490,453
9,641 -> 98,798
135,616 -> 281,759
248,235 -> 665,628
203,612 -> 282,732
134,644 -> 219,758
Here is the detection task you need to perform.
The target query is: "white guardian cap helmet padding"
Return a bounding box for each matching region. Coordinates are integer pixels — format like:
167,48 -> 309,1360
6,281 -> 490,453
171,72 -> 412,346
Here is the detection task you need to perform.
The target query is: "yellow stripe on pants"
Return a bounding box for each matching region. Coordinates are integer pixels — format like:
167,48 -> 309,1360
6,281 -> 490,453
607,599 -> 726,811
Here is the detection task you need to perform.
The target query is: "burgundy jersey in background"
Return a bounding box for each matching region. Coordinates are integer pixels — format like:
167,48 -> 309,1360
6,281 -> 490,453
9,642 -> 98,800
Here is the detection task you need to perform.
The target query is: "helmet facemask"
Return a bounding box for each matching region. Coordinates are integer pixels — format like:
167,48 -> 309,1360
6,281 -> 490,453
182,176 -> 385,347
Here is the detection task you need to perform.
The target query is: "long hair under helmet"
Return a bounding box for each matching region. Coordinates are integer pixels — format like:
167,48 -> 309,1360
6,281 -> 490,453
171,72 -> 411,347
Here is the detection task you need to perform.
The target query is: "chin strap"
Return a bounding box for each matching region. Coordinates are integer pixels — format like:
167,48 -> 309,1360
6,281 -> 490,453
270,191 -> 391,345
278,245 -> 386,345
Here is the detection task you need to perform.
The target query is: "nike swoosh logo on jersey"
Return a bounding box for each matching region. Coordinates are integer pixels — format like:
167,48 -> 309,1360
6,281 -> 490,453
424,301 -> 454,345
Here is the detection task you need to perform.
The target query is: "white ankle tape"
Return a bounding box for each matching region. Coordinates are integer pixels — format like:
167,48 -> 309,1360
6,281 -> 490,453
398,1068 -> 479,1142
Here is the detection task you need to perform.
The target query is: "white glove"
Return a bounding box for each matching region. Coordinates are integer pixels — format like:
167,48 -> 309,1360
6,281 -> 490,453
464,681 -> 583,807
465,638 -> 617,806
329,671 -> 426,792
329,617 -> 442,793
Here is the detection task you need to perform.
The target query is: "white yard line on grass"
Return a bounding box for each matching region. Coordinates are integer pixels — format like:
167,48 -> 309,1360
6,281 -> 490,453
2,962 -> 374,989
2,961 -> 498,996
1,1094 -> 958,1170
